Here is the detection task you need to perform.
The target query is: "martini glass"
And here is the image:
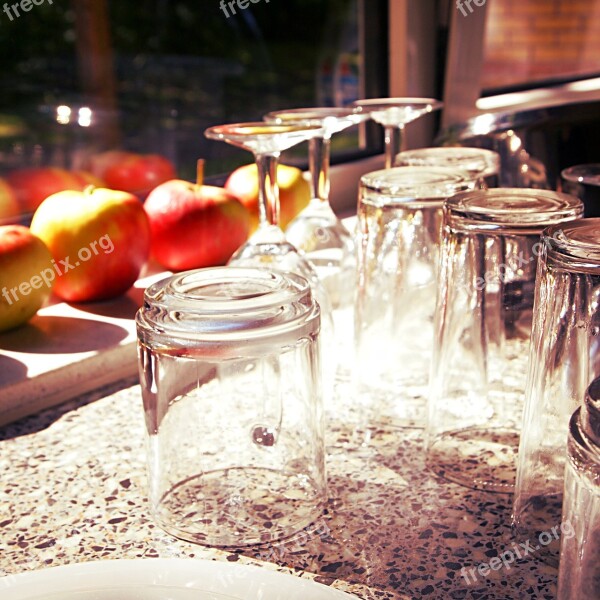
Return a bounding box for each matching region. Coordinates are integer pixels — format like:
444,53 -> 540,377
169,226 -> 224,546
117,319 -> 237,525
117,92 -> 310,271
352,98 -> 443,169
264,107 -> 368,310
204,122 -> 335,405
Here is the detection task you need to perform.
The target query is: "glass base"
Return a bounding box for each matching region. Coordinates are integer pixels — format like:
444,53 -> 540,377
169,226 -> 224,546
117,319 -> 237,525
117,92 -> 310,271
285,199 -> 356,311
427,428 -> 519,493
153,466 -> 325,547
511,493 -> 564,567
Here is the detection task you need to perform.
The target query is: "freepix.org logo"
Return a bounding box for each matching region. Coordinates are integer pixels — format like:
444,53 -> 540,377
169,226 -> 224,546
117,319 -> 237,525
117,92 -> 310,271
456,0 -> 487,17
2,0 -> 53,22
219,0 -> 270,19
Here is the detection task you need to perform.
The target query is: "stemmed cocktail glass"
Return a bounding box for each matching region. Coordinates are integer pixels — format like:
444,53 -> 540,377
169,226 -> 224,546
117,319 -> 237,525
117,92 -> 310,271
352,98 -> 443,169
204,123 -> 325,284
264,107 -> 368,309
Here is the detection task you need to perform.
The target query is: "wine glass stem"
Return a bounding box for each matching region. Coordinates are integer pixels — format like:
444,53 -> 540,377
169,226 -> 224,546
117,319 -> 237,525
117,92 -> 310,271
309,136 -> 331,203
384,125 -> 404,169
255,152 -> 280,227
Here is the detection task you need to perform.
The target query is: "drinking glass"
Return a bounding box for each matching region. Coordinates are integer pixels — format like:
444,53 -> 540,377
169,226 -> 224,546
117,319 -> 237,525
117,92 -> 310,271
561,163 -> 600,217
354,166 -> 477,431
395,146 -> 501,188
557,377 -> 600,599
427,190 -> 583,494
352,97 -> 443,169
136,267 -> 326,547
264,107 -> 367,310
512,218 -> 600,566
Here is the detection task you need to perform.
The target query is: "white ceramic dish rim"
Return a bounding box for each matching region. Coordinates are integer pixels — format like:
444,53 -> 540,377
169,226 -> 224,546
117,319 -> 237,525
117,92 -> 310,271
0,558 -> 360,600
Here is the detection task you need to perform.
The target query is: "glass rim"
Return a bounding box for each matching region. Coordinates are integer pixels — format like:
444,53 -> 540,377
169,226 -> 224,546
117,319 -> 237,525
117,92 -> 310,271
561,163 -> 600,185
395,146 -> 501,176
359,166 -> 477,205
445,189 -> 583,231
544,218 -> 600,266
205,122 -> 323,140
136,267 -> 319,341
264,107 -> 368,133
352,97 -> 443,110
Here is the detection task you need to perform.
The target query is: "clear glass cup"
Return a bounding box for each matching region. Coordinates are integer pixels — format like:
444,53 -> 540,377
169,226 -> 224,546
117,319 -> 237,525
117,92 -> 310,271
512,218 -> 600,565
352,97 -> 443,169
561,163 -> 600,218
136,267 -> 326,547
395,146 -> 501,188
354,166 -> 477,431
427,190 -> 583,494
557,377 -> 600,600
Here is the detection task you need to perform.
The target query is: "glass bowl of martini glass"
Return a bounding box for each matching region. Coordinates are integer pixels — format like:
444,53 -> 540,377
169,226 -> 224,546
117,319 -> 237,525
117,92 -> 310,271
263,107 -> 368,310
352,97 -> 443,168
204,122 -> 335,392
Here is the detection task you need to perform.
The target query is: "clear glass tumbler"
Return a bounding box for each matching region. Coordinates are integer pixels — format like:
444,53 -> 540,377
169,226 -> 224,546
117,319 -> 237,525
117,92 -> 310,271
427,190 -> 583,493
136,267 -> 326,547
561,163 -> 600,218
395,146 -> 501,188
557,377 -> 600,600
354,166 -> 477,430
512,218 -> 600,565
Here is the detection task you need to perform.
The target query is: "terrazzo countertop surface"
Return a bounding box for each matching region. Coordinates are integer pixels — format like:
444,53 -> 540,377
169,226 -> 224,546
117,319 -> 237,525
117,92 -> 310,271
0,377 -> 558,599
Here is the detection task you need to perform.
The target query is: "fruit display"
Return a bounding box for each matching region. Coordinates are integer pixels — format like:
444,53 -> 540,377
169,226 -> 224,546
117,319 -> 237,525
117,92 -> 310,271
0,178 -> 20,223
30,186 -> 151,302
0,224 -> 54,332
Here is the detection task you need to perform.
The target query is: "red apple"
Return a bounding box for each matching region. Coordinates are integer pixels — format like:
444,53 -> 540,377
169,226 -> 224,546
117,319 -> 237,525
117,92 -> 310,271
144,179 -> 250,271
30,187 -> 150,302
71,170 -> 105,188
0,225 -> 54,332
0,178 -> 19,223
89,151 -> 176,199
225,163 -> 310,232
7,168 -> 87,214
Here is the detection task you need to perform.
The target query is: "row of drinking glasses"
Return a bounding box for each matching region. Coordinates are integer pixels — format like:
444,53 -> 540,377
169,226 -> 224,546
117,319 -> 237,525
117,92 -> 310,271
355,150 -> 600,596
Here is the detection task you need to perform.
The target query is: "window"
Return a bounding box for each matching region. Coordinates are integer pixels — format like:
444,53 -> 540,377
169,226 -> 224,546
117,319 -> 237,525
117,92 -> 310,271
0,0 -> 386,195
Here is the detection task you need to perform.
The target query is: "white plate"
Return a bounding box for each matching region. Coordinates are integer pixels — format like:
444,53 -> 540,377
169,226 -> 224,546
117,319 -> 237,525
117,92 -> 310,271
0,558 -> 359,600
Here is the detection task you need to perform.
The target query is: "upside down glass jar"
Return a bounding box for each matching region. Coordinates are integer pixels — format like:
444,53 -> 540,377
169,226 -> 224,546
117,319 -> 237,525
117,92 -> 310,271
557,377 -> 600,599
136,267 -> 326,547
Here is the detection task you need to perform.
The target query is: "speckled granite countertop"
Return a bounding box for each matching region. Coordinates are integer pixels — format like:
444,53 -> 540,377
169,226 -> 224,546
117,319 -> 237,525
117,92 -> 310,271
0,377 -> 557,599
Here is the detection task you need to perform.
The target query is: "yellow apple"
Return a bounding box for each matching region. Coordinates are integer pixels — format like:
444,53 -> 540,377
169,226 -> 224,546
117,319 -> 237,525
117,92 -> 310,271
225,163 -> 310,232
0,225 -> 54,332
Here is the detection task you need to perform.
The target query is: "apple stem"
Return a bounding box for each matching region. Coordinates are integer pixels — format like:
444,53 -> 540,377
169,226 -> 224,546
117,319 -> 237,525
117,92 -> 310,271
196,159 -> 205,187
83,185 -> 96,196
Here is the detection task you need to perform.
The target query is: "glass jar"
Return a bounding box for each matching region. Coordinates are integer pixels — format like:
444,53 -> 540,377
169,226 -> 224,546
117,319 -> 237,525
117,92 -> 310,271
557,377 -> 600,599
136,267 -> 326,547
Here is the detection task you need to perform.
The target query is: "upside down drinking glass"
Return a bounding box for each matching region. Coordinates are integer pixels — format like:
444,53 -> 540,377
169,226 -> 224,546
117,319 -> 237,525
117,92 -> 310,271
427,189 -> 583,493
137,267 -> 326,547
512,218 -> 600,566
354,166 -> 477,431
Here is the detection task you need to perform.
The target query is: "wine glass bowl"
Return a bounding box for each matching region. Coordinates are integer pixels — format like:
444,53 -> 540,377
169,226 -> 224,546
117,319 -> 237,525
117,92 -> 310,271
263,108 -> 368,309
352,97 -> 443,168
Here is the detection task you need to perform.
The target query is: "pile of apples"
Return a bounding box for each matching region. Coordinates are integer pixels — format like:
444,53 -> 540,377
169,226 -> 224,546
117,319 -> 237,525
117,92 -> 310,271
0,152 -> 310,333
